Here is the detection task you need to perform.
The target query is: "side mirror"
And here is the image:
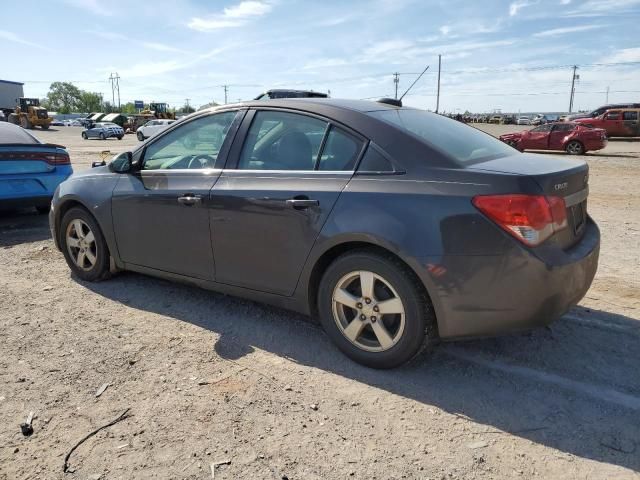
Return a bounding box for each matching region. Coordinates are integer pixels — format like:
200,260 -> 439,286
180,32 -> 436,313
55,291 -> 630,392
92,160 -> 106,168
109,151 -> 134,173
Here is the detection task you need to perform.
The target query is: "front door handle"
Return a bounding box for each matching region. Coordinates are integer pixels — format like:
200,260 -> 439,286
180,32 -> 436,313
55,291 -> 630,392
286,198 -> 319,209
177,194 -> 202,206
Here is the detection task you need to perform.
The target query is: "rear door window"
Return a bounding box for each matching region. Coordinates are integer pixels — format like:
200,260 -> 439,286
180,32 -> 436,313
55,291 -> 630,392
623,111 -> 638,121
238,111 -> 328,170
317,127 -> 363,171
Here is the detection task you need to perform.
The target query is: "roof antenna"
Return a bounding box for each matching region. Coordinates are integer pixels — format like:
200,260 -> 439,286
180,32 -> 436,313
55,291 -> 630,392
399,65 -> 430,102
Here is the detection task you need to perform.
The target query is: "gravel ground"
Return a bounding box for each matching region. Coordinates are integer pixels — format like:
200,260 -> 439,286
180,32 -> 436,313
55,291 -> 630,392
1,125 -> 639,480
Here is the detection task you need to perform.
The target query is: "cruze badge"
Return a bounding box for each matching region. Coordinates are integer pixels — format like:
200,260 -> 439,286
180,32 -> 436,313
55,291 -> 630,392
554,182 -> 569,191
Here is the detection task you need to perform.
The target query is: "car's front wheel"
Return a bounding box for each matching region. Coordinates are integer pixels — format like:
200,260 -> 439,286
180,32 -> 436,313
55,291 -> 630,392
99,132 -> 106,140
137,131 -> 144,141
82,132 -> 88,139
60,207 -> 110,282
318,250 -> 436,369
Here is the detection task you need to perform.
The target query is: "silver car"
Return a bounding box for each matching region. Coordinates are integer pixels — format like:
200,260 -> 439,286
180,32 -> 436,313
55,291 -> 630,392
81,122 -> 124,140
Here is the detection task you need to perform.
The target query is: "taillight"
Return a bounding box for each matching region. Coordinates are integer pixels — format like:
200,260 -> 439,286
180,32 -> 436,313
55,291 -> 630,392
472,194 -> 567,246
43,153 -> 70,165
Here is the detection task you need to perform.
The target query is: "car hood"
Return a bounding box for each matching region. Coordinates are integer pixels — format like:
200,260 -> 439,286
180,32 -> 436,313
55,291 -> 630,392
68,164 -> 113,179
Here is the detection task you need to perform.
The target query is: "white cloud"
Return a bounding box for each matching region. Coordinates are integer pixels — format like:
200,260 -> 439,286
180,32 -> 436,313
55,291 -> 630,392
303,58 -> 349,70
0,30 -> 51,50
223,1 -> 272,17
143,42 -> 190,54
607,47 -> 640,63
188,1 -> 272,31
563,0 -> 640,16
63,0 -> 113,16
509,0 -> 534,16
560,0 -> 571,4
439,25 -> 451,36
533,24 -> 605,37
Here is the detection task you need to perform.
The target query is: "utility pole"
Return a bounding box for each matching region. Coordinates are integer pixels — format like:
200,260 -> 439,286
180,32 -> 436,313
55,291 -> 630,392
393,73 -> 399,99
435,54 -> 442,113
568,65 -> 578,113
108,72 -> 121,110
223,85 -> 229,104
605,85 -> 609,104
185,98 -> 190,111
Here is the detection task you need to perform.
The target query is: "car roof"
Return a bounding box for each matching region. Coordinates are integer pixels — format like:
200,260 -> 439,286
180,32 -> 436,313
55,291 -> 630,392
203,98 -> 404,115
0,122 -> 41,144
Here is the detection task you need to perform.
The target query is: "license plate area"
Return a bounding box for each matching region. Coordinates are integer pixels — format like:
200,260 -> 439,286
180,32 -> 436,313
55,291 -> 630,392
571,200 -> 587,236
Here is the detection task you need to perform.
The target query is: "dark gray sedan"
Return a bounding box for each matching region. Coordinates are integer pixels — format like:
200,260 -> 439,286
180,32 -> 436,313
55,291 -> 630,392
50,99 -> 599,368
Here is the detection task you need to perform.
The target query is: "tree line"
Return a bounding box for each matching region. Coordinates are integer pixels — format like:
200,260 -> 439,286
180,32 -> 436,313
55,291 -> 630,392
40,82 -> 195,114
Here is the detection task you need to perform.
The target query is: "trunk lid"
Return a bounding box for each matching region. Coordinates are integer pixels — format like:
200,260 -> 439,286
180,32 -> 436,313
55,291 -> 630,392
0,145 -> 68,175
469,154 -> 589,248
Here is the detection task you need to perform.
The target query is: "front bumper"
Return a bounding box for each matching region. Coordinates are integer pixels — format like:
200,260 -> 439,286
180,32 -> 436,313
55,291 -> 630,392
420,218 -> 600,339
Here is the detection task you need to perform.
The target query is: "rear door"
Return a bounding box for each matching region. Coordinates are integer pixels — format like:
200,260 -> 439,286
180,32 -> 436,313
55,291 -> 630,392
621,110 -> 640,137
548,123 -> 575,150
111,110 -> 242,280
210,109 -> 366,295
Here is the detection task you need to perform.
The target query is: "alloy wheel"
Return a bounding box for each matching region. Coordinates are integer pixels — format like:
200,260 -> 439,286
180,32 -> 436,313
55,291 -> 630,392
566,141 -> 584,155
331,270 -> 406,352
65,219 -> 97,271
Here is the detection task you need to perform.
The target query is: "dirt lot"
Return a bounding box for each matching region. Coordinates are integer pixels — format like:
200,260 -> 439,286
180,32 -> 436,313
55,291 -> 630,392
1,125 -> 639,480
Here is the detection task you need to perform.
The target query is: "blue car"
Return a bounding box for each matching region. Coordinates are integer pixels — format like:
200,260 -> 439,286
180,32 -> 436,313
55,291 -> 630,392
81,122 -> 124,140
0,122 -> 73,213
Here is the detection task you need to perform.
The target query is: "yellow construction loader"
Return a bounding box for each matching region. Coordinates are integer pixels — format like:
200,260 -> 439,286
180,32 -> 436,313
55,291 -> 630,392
8,98 -> 52,130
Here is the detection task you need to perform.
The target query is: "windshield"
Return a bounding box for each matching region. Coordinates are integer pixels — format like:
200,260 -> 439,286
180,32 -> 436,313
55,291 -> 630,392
371,109 -> 515,164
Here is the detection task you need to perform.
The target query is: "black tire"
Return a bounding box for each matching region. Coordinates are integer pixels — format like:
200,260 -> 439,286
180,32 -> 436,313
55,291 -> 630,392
59,207 -> 111,282
117,135 -> 123,140
40,123 -> 49,130
20,116 -> 32,129
8,113 -> 18,125
99,132 -> 106,140
82,132 -> 88,139
35,204 -> 51,214
137,131 -> 144,141
565,140 -> 585,155
317,249 -> 436,369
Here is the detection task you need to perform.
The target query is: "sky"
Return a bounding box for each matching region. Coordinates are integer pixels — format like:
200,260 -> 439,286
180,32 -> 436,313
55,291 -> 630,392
2,0 -> 640,113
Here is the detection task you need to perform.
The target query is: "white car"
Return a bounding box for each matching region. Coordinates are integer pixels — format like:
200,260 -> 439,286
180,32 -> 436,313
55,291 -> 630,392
516,116 -> 531,125
137,119 -> 176,141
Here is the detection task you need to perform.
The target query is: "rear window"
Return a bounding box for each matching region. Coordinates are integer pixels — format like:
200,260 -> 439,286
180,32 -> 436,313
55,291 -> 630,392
370,109 -> 514,164
0,122 -> 41,144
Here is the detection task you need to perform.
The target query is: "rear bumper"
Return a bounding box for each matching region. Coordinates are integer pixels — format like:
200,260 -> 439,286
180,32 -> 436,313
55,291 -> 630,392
0,167 -> 72,207
419,218 -> 600,339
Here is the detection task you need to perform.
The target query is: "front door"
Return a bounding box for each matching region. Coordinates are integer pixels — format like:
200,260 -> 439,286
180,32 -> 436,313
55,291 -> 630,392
601,110 -> 625,136
522,124 -> 552,149
210,109 -> 365,296
112,110 -> 240,280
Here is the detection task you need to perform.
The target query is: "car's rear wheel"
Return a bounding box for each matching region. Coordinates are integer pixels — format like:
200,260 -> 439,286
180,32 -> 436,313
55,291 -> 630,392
117,135 -> 123,140
318,250 -> 436,369
137,131 -> 144,141
81,132 -> 88,139
99,132 -> 106,140
566,140 -> 585,155
60,207 -> 110,282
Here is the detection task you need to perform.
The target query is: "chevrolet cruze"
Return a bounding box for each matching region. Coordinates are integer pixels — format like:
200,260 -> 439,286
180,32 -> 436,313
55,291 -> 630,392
50,99 -> 599,368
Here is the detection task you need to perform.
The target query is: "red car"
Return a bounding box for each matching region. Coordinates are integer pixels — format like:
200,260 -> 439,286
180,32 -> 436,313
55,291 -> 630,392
499,122 -> 607,155
573,108 -> 640,137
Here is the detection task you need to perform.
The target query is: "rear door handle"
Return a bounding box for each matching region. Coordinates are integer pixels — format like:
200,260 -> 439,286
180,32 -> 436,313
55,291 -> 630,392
286,198 -> 319,209
177,194 -> 202,206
